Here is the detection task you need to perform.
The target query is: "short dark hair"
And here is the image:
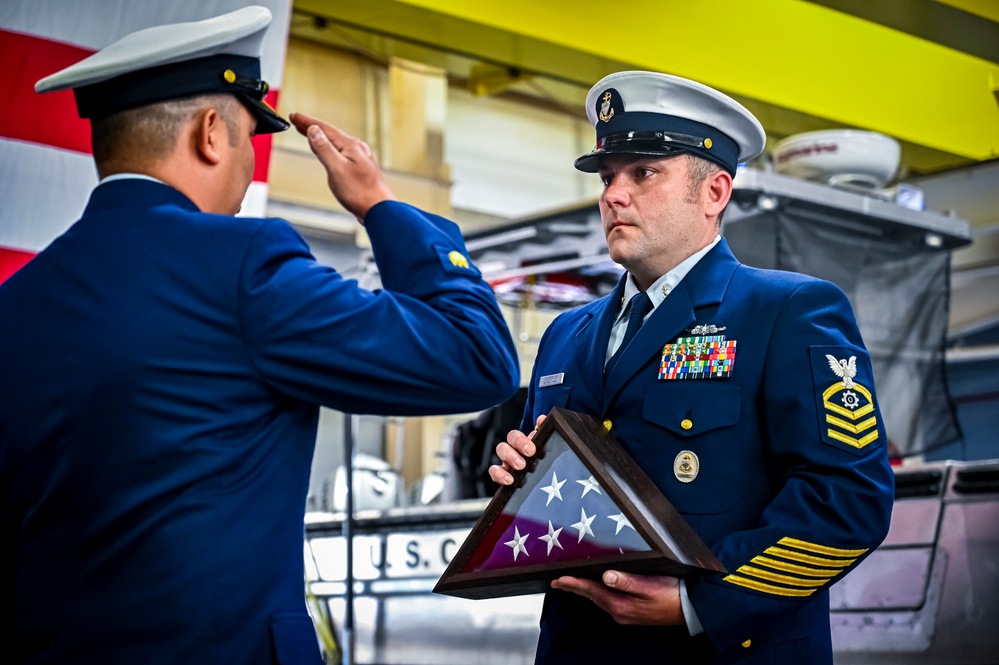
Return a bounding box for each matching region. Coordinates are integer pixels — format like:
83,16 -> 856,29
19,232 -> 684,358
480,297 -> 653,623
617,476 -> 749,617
91,94 -> 242,169
684,154 -> 727,225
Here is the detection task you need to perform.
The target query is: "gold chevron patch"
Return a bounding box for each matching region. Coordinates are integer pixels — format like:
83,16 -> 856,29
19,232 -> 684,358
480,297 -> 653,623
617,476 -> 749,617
822,382 -> 879,449
723,536 -> 869,597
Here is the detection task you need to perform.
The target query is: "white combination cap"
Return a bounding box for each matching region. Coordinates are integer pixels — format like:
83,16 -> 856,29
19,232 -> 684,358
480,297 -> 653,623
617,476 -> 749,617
35,6 -> 288,133
575,71 -> 766,175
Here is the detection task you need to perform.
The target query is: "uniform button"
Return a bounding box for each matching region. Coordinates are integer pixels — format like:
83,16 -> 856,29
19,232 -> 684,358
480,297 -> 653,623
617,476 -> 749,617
603,419 -> 612,431
742,639 -> 751,648
681,418 -> 693,430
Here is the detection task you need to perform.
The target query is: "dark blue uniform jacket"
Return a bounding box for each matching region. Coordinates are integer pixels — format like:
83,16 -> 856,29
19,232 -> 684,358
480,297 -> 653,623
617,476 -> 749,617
525,239 -> 894,664
0,179 -> 519,664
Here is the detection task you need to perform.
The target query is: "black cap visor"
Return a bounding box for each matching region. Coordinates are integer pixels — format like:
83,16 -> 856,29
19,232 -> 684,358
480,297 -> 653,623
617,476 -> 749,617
574,140 -> 689,172
74,54 -> 288,134
239,94 -> 289,134
577,113 -> 740,175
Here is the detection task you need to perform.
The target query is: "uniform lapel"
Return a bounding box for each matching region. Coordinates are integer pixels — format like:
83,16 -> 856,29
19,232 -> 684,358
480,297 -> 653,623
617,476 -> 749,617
602,239 -> 740,406
574,275 -> 627,404
603,282 -> 695,405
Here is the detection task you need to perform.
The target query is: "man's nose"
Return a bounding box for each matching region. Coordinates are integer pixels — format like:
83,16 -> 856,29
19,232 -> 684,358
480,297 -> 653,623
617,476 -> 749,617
602,175 -> 630,207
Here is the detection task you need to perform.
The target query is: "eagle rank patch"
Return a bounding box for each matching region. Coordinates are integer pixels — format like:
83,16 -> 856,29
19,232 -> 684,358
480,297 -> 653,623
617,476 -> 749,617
810,346 -> 880,454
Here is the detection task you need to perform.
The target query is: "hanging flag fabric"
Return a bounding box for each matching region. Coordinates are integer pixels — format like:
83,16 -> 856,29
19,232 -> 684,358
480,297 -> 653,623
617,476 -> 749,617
0,0 -> 291,283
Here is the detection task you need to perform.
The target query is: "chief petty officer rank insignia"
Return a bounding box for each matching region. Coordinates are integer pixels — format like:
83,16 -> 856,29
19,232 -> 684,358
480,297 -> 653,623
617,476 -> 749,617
659,326 -> 736,380
810,346 -> 880,453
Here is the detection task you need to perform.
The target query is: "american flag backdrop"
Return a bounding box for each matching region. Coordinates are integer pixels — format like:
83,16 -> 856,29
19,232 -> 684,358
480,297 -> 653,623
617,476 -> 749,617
0,0 -> 291,284
462,432 -> 653,574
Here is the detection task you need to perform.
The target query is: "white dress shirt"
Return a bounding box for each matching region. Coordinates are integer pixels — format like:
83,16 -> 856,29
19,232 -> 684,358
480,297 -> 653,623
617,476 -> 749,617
603,235 -> 721,636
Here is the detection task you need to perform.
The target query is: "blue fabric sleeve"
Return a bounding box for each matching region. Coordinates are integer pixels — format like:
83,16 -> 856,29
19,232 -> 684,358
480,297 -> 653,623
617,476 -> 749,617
237,202 -> 519,416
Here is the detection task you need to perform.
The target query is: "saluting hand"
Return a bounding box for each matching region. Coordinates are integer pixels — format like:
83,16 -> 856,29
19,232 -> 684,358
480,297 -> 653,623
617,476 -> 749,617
288,112 -> 396,222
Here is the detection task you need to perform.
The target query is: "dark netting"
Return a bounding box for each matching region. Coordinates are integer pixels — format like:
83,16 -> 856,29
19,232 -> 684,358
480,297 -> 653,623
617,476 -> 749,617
727,206 -> 960,457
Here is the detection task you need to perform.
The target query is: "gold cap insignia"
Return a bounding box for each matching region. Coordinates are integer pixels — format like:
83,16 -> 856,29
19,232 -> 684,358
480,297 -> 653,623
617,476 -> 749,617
598,90 -> 616,123
223,69 -> 237,84
704,138 -> 713,149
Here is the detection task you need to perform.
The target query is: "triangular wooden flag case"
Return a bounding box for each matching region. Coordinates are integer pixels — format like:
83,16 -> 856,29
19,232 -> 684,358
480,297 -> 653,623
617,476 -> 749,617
434,408 -> 725,600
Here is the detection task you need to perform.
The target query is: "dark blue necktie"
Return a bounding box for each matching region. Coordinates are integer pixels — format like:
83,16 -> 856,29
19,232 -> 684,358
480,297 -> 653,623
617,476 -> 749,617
605,292 -> 653,376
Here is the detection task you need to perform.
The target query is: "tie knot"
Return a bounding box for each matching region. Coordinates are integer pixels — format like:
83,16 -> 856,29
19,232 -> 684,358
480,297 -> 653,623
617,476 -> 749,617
605,291 -> 654,377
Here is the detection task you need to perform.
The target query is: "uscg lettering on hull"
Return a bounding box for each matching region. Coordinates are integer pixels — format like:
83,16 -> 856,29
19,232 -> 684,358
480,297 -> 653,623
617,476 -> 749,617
307,530 -> 469,582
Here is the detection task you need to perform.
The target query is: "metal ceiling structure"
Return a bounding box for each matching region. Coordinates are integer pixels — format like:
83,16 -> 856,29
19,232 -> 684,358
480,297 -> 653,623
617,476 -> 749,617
291,0 -> 999,177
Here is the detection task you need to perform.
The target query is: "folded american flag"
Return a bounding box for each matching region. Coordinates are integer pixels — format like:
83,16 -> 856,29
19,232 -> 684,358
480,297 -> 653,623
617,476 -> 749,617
466,438 -> 651,573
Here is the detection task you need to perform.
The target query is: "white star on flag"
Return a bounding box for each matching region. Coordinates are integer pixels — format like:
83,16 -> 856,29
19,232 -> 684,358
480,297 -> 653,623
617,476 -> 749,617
577,475 -> 602,497
539,520 -> 563,555
608,513 -> 634,535
504,526 -> 530,561
471,449 -> 653,572
540,471 -> 566,506
571,507 -> 595,543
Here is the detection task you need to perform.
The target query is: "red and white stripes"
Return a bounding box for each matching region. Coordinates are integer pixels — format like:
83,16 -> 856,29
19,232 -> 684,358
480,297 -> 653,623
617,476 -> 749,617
0,0 -> 290,281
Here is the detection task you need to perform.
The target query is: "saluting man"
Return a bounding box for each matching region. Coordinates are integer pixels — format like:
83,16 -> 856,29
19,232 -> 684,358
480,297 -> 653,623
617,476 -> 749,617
491,71 -> 894,664
0,7 -> 518,665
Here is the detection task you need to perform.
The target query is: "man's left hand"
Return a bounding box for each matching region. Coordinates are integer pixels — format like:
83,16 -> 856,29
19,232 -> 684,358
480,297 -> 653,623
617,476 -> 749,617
552,570 -> 685,626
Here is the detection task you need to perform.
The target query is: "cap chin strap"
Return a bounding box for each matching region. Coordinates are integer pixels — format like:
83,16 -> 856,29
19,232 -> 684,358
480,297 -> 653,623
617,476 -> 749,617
597,130 -> 709,152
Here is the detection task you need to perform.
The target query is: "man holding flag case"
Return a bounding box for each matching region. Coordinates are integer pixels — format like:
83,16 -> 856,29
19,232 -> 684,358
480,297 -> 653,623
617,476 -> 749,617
491,70 -> 894,664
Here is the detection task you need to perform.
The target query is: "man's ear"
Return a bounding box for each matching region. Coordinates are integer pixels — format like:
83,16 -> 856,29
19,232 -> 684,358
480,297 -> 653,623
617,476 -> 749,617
704,168 -> 733,217
193,107 -> 225,166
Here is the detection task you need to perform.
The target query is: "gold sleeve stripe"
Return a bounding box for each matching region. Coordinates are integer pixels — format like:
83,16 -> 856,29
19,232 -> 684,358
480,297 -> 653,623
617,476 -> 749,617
723,574 -> 816,597
752,556 -> 841,578
778,537 -> 869,558
736,565 -> 829,588
765,546 -> 855,568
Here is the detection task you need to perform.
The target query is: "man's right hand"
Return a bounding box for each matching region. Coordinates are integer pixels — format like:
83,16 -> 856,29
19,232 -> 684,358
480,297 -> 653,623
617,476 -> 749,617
288,112 -> 397,222
488,415 -> 546,486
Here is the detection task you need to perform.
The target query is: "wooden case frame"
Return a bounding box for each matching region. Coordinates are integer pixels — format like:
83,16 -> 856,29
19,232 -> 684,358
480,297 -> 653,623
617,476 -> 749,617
434,407 -> 725,600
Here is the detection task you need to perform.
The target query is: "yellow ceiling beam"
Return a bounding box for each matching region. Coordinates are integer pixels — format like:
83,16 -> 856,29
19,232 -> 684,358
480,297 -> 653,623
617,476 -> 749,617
294,0 -> 999,164
936,0 -> 999,23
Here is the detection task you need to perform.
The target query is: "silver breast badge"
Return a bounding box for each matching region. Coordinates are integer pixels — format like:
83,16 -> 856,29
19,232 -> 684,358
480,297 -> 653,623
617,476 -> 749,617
690,324 -> 726,335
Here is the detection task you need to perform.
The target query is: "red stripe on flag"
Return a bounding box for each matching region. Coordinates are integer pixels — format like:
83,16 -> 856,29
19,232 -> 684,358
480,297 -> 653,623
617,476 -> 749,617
0,246 -> 36,284
1,29 -> 94,154
2,30 -> 278,179
251,89 -> 280,183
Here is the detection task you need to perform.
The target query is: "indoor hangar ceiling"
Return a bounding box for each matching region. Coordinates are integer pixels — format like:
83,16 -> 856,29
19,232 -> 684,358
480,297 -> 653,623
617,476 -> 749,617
289,0 -> 999,177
